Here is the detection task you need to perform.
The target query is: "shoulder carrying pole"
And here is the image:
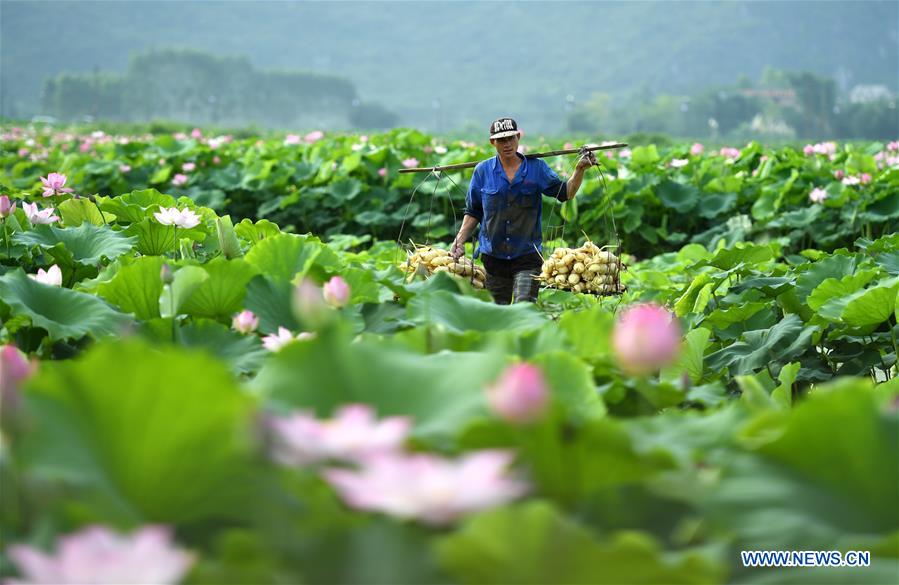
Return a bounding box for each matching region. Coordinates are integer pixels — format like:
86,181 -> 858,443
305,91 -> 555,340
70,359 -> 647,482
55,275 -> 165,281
397,142 -> 629,174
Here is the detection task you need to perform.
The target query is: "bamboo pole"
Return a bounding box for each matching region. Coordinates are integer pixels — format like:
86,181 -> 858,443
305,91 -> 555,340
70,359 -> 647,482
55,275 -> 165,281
397,142 -> 629,174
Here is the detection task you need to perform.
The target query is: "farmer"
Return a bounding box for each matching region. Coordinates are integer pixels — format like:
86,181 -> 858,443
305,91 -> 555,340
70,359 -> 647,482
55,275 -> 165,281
451,117 -> 597,304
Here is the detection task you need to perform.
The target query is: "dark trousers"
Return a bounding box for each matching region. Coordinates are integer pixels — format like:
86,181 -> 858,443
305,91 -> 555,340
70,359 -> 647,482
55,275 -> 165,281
480,252 -> 542,304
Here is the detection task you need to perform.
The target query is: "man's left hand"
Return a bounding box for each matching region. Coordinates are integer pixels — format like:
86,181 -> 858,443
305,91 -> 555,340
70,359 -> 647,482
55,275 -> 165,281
576,150 -> 598,172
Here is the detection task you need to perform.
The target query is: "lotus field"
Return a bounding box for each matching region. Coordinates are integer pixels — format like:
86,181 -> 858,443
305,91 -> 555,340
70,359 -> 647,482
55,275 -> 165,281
1,125 -> 898,584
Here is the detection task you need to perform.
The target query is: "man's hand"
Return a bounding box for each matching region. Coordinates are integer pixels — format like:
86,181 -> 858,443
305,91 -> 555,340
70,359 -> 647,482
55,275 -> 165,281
451,239 -> 465,260
575,149 -> 598,172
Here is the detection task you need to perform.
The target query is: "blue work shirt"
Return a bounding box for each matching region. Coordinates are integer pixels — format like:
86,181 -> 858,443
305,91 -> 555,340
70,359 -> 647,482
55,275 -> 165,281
464,153 -> 568,260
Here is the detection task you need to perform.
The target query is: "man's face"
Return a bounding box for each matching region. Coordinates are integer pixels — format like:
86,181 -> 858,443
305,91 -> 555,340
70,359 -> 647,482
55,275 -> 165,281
490,133 -> 520,157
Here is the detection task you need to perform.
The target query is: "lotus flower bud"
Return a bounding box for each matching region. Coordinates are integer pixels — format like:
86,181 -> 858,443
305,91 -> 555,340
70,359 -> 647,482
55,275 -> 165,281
485,363 -> 549,424
323,276 -> 350,308
0,195 -> 15,219
232,310 -> 259,334
612,303 -> 682,376
160,263 -> 174,285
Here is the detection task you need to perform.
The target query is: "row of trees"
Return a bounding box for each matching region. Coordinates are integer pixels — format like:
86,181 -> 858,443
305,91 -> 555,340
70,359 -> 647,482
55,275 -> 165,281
40,49 -> 399,130
567,68 -> 897,141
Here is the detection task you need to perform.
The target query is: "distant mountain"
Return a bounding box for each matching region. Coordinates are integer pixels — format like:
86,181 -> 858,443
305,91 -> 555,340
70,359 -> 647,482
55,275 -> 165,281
2,0 -> 896,133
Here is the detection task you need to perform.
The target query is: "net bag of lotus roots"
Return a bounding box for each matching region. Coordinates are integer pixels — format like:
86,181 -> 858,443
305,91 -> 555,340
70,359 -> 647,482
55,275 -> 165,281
400,244 -> 487,289
536,239 -> 626,296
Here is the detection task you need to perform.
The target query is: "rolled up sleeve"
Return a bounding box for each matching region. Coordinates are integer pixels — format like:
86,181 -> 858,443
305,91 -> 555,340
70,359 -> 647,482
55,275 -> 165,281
539,161 -> 568,201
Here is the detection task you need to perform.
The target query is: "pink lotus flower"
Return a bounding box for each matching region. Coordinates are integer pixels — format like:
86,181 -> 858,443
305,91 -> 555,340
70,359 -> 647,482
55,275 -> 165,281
323,276 -> 350,308
6,525 -> 194,585
305,130 -> 325,143
0,195 -> 16,218
172,173 -> 189,186
29,265 -> 63,287
231,310 -> 259,334
485,363 -> 548,424
670,158 -> 689,168
79,141 -> 92,153
40,172 -> 74,197
22,202 -> 60,225
360,135 -> 369,143
719,147 -> 740,159
191,128 -> 203,139
173,132 -> 188,141
803,144 -> 815,155
268,404 -> 411,465
690,143 -> 704,156
181,162 -> 196,173
888,141 -> 899,152
563,142 -> 574,150
119,164 -> 131,174
213,156 -> 221,165
809,187 -> 828,203
619,149 -> 631,159
813,142 -> 837,155
402,158 -> 419,168
612,303 -> 682,375
322,450 -> 528,525
18,148 -> 29,158
378,167 -> 387,177
860,173 -> 872,184
262,327 -> 313,352
284,134 -> 301,146
153,207 -> 201,229
833,169 -> 844,180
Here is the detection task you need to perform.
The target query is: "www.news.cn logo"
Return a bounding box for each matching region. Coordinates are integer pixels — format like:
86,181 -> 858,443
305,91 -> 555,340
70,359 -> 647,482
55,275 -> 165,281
741,550 -> 871,568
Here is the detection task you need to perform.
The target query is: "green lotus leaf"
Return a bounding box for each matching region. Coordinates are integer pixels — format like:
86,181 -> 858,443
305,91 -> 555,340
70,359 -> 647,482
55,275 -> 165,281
435,502 -> 725,585
706,315 -> 818,376
817,276 -> 899,324
14,223 -> 136,267
407,290 -> 548,334
98,188 -> 176,224
0,268 -> 132,340
806,269 -> 879,311
57,198 -> 108,226
126,218 -> 177,255
794,253 -> 858,301
656,179 -> 699,213
244,233 -> 323,282
242,275 -> 300,334
159,265 -> 209,318
179,257 -> 259,320
96,255 -> 166,320
18,339 -> 256,524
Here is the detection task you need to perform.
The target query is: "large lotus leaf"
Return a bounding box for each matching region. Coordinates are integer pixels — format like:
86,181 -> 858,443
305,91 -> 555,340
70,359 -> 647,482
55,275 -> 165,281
875,251 -> 899,276
806,269 -> 879,311
244,233 -> 322,282
817,276 -> 899,324
98,189 -> 176,224
630,144 -> 660,166
57,198 -> 108,226
253,330 -> 505,440
126,218 -> 177,255
671,327 -> 712,384
14,224 -> 136,267
697,192 -> 737,219
703,302 -> 767,330
434,502 -> 725,585
656,179 -> 699,213
0,268 -> 132,340
235,218 -> 281,244
140,318 -> 266,375
159,265 -> 208,318
862,192 -> 899,221
179,257 -> 259,320
674,273 -> 716,317
340,266 -> 384,304
530,352 -> 606,420
18,340 -> 256,524
701,243 -> 775,271
558,304 -> 614,361
242,275 -> 300,334
96,255 -> 166,320
794,254 -> 859,301
329,178 -> 362,201
407,290 -> 548,334
705,315 -> 818,376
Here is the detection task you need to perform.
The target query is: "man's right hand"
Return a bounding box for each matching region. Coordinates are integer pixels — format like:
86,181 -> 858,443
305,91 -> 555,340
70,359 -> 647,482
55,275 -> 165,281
451,240 -> 465,260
